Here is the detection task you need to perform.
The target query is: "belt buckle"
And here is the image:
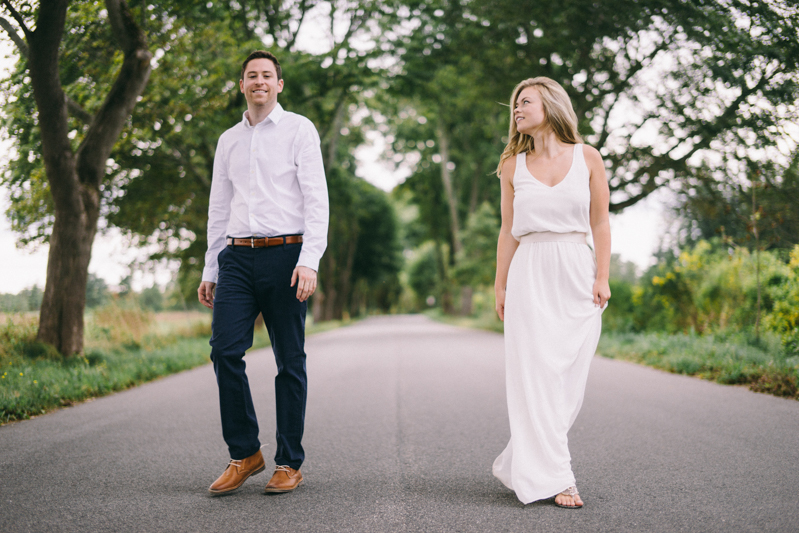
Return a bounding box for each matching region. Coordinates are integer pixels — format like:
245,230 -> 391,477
251,237 -> 256,248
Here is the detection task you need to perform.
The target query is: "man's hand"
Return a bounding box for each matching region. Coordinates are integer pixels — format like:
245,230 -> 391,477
198,281 -> 217,309
291,266 -> 317,302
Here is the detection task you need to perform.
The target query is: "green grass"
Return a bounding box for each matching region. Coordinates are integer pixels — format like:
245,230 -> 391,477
0,313 -> 349,424
424,308 -> 504,333
598,331 -> 799,399
425,310 -> 798,400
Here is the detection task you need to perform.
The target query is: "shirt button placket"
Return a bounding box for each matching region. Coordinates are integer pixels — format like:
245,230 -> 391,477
250,131 -> 257,235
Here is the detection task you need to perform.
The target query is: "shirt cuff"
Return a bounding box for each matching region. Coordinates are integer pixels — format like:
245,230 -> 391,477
201,266 -> 219,283
296,250 -> 320,272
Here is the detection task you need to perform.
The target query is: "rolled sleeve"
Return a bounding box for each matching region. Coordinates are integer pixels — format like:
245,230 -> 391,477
294,121 -> 329,272
202,136 -> 233,283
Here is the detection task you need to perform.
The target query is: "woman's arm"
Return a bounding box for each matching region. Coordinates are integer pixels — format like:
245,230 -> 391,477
495,157 -> 520,321
585,145 -> 611,308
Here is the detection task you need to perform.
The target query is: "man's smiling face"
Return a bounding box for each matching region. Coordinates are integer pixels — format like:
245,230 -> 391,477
239,57 -> 284,110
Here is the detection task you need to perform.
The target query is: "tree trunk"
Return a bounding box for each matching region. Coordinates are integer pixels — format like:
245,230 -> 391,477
436,120 -> 461,256
19,0 -> 151,355
434,239 -> 454,314
460,285 -> 473,316
37,181 -> 100,355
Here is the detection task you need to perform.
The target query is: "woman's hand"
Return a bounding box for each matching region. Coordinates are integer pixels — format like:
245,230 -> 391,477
495,287 -> 506,321
593,279 -> 611,309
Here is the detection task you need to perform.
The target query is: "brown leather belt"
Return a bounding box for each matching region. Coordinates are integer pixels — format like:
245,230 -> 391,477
226,235 -> 303,248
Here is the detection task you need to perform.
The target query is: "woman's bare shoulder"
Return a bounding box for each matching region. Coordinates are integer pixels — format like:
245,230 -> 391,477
581,144 -> 603,163
500,154 -> 518,183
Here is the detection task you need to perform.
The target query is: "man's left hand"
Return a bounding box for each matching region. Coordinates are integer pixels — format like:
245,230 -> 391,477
291,266 -> 317,302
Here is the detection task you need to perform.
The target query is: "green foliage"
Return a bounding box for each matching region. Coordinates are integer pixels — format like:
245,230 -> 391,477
764,246 -> 799,356
316,168 -> 403,319
452,202 -> 500,288
85,273 -> 110,308
676,155 -> 799,252
0,335 -> 214,423
599,331 -> 798,399
0,286 -> 43,313
138,286 -> 164,312
602,241 -> 799,356
408,242 -> 439,307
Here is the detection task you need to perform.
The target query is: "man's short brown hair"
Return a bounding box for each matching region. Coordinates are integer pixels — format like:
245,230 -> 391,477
241,50 -> 282,80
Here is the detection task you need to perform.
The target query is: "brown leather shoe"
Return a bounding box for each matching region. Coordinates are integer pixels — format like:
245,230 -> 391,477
263,465 -> 303,493
208,450 -> 266,495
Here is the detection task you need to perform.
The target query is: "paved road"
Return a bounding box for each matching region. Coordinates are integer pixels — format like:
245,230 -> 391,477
1,315 -> 797,532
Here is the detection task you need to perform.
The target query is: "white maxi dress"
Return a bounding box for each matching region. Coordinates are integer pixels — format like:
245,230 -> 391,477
492,144 -> 604,504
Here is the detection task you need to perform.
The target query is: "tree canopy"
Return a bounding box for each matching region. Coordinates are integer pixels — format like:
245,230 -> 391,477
1,0 -> 797,334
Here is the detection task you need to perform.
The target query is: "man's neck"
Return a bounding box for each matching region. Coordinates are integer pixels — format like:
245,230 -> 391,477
246,101 -> 277,126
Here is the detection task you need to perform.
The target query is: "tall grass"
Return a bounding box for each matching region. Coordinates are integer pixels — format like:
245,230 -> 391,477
1,304 -> 253,424
1,306 -> 347,424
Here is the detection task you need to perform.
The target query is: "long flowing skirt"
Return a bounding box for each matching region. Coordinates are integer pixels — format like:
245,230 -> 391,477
492,240 -> 603,504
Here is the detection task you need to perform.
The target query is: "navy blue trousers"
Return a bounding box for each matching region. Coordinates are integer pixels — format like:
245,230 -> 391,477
210,241 -> 307,469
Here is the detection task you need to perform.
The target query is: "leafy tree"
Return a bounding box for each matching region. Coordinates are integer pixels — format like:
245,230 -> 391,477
315,168 -> 403,320
2,1 -> 403,325
0,285 -> 43,312
85,273 -> 109,308
138,285 -> 163,311
377,0 -> 799,314
0,0 -> 151,355
452,202 -> 499,315
676,153 -> 799,252
408,242 -> 440,308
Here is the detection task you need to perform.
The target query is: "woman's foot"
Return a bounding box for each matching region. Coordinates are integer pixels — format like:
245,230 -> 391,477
554,486 -> 584,509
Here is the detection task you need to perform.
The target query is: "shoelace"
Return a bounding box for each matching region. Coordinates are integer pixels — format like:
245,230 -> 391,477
274,465 -> 292,473
227,459 -> 243,470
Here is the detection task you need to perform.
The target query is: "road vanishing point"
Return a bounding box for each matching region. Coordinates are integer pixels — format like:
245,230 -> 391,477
1,315 -> 797,532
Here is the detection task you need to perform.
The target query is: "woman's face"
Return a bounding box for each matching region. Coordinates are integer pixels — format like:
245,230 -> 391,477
514,86 -> 546,134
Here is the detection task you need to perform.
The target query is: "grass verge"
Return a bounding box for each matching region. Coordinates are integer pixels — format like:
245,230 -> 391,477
598,332 -> 799,400
426,310 -> 799,400
1,314 -> 349,424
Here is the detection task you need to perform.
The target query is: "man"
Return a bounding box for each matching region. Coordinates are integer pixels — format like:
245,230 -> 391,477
198,50 -> 328,496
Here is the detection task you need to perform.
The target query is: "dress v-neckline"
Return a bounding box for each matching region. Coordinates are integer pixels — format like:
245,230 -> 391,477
523,145 -> 579,189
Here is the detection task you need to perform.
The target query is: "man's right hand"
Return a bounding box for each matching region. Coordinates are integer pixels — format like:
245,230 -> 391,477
198,281 -> 217,309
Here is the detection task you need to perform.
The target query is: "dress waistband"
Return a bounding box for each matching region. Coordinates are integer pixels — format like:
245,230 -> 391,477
518,231 -> 587,245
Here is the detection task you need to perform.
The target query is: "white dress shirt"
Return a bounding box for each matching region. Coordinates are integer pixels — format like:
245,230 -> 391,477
202,103 -> 329,282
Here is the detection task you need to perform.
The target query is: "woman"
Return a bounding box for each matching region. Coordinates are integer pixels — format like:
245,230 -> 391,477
492,77 -> 611,509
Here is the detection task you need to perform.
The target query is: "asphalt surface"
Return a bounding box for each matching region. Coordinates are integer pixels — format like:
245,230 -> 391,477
1,314 -> 797,532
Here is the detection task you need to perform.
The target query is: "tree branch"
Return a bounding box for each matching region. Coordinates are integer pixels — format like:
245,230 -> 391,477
0,0 -> 31,37
0,15 -> 27,55
286,0 -> 309,50
77,0 -> 151,186
105,0 -> 145,53
596,40 -> 669,149
1,15 -> 91,124
66,96 -> 93,124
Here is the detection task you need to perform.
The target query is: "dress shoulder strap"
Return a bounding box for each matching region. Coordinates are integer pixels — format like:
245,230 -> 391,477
574,144 -> 588,173
513,152 -> 527,182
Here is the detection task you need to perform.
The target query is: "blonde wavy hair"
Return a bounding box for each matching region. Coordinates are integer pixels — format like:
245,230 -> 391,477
496,77 -> 583,178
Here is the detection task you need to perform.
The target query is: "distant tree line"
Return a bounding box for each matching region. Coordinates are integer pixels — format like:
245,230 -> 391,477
0,274 -> 189,314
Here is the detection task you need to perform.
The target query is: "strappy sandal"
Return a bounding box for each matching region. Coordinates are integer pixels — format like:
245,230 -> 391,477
554,486 -> 584,509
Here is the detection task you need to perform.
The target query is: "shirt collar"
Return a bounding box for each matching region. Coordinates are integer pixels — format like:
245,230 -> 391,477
242,103 -> 285,128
